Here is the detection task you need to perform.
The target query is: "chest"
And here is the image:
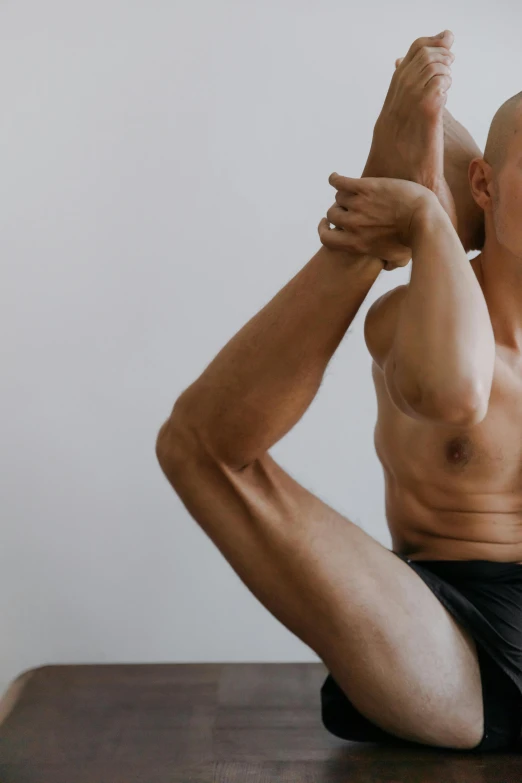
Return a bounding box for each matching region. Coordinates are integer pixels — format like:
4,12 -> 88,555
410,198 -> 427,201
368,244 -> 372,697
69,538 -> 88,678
373,353 -> 522,486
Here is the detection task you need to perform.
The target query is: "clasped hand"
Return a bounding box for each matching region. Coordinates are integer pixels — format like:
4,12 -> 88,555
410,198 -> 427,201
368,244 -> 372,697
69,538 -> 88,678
319,174 -> 437,270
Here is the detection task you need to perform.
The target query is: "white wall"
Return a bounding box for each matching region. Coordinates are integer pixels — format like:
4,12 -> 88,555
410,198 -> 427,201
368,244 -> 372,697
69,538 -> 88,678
1,0 -> 521,696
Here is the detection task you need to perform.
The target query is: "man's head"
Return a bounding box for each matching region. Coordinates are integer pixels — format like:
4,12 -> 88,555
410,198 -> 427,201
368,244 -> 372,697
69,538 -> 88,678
470,91 -> 522,257
483,91 -> 522,171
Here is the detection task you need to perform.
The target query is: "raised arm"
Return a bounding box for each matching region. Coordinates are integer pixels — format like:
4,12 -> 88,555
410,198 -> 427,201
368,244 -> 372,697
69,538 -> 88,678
323,174 -> 495,426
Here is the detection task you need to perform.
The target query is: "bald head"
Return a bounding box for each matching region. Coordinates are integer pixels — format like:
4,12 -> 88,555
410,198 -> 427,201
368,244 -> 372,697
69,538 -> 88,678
484,91 -> 522,171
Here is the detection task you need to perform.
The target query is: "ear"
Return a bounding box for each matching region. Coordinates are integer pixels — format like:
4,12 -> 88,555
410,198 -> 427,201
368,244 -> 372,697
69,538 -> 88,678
469,157 -> 493,211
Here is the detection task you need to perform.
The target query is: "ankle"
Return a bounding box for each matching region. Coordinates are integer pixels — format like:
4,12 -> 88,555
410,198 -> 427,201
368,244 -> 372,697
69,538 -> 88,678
362,141 -> 387,179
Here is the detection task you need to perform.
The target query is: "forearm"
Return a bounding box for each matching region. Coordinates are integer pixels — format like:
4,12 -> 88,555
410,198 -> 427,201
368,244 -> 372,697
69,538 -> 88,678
392,196 -> 495,420
167,247 -> 383,470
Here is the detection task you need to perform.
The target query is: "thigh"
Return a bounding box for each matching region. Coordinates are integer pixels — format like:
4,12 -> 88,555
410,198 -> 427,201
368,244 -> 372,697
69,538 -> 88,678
158,431 -> 484,749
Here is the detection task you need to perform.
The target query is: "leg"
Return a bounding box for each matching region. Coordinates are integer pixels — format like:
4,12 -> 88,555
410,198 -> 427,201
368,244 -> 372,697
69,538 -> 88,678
395,53 -> 485,251
363,33 -> 484,253
157,424 -> 484,750
321,626 -> 522,753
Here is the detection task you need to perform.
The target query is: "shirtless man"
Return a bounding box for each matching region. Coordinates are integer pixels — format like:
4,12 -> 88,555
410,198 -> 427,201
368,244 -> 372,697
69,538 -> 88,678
155,31 -> 522,751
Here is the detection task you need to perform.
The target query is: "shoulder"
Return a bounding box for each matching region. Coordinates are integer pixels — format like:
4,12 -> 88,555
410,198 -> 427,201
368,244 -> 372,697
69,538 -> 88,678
363,284 -> 409,370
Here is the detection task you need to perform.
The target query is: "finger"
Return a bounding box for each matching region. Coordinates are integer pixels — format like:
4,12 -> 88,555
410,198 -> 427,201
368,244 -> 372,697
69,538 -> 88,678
318,218 -> 356,251
334,190 -> 352,209
401,30 -> 454,67
328,172 -> 362,192
395,57 -> 404,69
326,204 -> 353,230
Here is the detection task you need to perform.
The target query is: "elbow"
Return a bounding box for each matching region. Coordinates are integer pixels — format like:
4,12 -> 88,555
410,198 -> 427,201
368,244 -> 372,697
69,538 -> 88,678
401,381 -> 490,427
155,402 -> 202,474
435,392 -> 489,427
155,419 -> 190,474
440,378 -> 490,426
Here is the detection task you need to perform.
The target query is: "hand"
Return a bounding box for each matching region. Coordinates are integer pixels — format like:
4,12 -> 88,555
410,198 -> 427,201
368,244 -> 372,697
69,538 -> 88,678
318,173 -> 437,270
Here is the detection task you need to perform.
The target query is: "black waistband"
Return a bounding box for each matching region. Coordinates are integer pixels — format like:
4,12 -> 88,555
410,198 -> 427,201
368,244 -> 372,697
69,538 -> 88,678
395,552 -> 522,582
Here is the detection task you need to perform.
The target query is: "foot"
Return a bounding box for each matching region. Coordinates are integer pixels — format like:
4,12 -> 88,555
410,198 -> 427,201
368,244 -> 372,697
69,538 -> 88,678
392,58 -> 485,252
364,31 -> 457,231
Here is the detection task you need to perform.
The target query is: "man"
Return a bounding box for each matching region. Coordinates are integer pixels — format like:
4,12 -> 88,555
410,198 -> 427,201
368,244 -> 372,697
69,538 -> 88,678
155,30 -> 522,753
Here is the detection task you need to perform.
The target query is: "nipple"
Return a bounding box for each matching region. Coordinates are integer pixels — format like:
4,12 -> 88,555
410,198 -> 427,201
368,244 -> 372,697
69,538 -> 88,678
445,435 -> 473,466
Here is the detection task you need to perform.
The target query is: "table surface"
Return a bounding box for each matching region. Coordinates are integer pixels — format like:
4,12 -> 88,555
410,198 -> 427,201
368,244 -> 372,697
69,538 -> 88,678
0,662 -> 519,782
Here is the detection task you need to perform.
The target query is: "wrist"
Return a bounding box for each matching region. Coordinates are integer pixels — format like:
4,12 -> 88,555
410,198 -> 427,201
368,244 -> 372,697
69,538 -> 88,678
408,192 -> 447,245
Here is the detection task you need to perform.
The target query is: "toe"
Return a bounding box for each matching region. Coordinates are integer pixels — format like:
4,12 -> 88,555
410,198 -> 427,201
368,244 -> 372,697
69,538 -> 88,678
403,30 -> 455,66
439,30 -> 455,49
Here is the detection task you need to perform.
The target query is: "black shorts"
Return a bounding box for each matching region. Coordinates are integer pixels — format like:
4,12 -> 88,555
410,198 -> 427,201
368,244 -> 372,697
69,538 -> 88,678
321,553 -> 522,753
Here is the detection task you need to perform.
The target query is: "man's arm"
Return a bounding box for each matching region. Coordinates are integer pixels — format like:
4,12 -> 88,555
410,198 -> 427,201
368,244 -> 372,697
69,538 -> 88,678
326,175 -> 496,426
393,197 -> 494,424
363,284 -> 425,419
363,283 -> 482,423
157,244 -> 383,471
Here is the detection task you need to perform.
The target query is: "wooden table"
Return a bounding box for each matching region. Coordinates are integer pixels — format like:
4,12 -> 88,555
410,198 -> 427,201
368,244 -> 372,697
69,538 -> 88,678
0,662 -> 519,781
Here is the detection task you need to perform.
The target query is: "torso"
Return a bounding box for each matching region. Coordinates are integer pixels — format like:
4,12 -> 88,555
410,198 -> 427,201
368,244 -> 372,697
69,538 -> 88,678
374,256 -> 522,563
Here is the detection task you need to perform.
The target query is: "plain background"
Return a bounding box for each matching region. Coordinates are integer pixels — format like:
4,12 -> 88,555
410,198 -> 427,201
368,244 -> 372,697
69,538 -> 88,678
1,0 -> 521,697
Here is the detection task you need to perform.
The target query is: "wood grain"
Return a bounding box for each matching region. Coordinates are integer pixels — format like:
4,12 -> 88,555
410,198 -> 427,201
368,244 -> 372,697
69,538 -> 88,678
0,662 -> 518,782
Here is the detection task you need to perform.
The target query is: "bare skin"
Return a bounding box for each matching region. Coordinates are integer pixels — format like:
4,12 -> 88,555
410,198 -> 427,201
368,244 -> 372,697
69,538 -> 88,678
442,106 -> 485,252
155,32 -> 490,750
327,174 -> 522,566
324,69 -> 522,568
394,53 -> 485,252
367,33 -> 459,230
338,32 -> 485,263
378,114 -> 522,567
